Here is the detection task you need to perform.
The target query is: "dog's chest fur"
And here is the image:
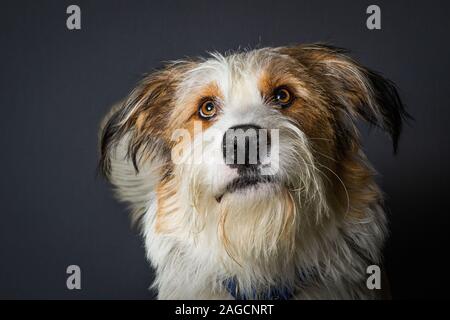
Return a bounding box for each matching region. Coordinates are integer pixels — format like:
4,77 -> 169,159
142,188 -> 386,300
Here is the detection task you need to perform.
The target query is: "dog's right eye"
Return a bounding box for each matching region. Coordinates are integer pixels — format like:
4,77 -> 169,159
198,100 -> 217,119
273,87 -> 294,108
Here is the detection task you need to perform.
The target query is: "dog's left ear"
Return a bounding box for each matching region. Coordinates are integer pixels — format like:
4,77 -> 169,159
281,44 -> 410,152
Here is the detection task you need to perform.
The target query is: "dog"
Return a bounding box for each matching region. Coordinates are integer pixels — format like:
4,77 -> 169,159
99,44 -> 407,299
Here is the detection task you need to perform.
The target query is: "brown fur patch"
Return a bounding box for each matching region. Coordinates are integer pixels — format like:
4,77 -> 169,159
276,45 -> 384,220
170,81 -> 223,133
258,54 -> 339,195
99,60 -> 199,176
336,144 -> 381,220
155,176 -> 180,234
166,81 -> 224,159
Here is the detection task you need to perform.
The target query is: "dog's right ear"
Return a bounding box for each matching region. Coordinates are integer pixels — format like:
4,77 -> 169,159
98,62 -> 193,224
99,69 -> 174,177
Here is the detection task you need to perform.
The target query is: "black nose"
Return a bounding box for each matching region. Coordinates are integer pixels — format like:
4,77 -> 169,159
222,124 -> 270,169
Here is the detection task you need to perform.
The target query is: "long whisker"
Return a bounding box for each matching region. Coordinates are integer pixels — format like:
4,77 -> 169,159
317,163 -> 350,216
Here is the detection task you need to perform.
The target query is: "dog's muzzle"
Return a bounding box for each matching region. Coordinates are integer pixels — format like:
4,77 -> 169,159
216,124 -> 275,202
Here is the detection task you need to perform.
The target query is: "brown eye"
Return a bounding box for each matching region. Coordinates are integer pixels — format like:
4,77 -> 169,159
198,100 -> 217,119
273,87 -> 293,107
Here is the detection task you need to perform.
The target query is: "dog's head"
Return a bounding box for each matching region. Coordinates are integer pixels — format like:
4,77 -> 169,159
100,44 -> 407,271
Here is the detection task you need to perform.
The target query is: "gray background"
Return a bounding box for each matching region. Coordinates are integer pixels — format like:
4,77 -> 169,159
0,0 -> 449,299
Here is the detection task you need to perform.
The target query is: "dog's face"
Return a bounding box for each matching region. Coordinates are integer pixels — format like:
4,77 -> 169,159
100,45 -> 406,267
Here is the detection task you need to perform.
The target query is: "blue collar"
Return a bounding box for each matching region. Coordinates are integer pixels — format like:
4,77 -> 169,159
224,269 -> 313,300
225,278 -> 294,300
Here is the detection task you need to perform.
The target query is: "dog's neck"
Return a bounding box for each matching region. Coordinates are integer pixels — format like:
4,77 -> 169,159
151,180 -> 334,296
145,158 -> 386,299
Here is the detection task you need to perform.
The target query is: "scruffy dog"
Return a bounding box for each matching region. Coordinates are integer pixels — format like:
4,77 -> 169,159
99,44 -> 407,299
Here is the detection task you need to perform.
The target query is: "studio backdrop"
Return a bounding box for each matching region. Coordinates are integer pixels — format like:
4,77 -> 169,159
0,0 -> 449,299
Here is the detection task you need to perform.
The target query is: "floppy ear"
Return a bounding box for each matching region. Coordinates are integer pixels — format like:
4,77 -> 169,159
98,62 -> 192,224
100,70 -> 176,177
281,44 -> 409,152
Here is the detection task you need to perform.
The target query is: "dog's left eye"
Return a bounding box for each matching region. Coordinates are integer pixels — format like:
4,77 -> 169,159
198,100 -> 217,119
273,87 -> 293,107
